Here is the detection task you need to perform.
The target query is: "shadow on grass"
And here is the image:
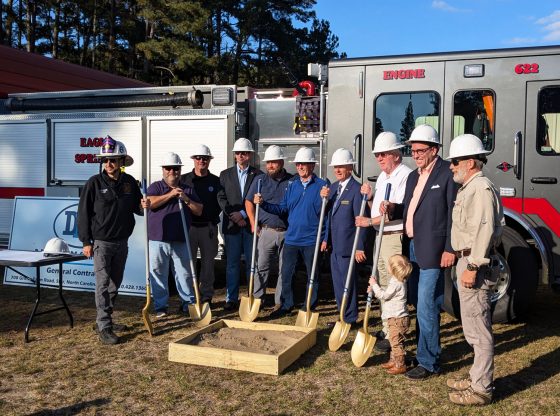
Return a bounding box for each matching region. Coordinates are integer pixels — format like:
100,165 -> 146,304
26,398 -> 111,416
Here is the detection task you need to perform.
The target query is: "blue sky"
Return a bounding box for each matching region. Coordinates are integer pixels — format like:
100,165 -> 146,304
314,0 -> 560,58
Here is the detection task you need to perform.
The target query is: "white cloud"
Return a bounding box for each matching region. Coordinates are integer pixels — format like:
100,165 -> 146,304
536,10 -> 560,42
503,37 -> 537,45
431,1 -> 470,13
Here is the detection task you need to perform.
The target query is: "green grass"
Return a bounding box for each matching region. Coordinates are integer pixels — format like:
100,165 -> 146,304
0,280 -> 559,415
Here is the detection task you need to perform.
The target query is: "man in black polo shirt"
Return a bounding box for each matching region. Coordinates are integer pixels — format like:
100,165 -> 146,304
181,144 -> 222,306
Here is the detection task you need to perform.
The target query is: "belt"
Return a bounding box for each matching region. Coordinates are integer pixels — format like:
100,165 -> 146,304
261,225 -> 287,232
455,249 -> 471,258
382,230 -> 403,236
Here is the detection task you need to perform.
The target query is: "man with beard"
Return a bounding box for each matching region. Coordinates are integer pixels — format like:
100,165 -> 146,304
146,152 -> 203,317
245,145 -> 292,311
446,134 -> 504,406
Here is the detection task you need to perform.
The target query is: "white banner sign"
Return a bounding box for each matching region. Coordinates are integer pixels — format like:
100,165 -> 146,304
3,197 -> 146,296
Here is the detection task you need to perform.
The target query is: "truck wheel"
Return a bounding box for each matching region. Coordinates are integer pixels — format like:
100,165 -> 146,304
443,226 -> 538,323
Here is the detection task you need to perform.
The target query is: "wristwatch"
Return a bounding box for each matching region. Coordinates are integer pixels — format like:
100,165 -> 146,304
467,263 -> 479,271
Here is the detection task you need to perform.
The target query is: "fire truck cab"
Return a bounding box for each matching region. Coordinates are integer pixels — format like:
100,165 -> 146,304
326,45 -> 560,322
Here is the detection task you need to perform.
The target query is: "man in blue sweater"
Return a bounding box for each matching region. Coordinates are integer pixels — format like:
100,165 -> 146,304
254,147 -> 328,317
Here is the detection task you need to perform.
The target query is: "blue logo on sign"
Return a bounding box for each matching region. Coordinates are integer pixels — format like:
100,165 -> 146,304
53,203 -> 82,248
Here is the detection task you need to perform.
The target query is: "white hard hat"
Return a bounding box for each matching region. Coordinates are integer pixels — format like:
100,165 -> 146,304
446,134 -> 490,160
262,145 -> 286,162
232,137 -> 254,152
292,147 -> 317,163
373,132 -> 405,153
160,152 -> 183,167
190,144 -> 214,159
96,136 -> 134,167
329,148 -> 356,166
406,124 -> 440,145
43,237 -> 70,256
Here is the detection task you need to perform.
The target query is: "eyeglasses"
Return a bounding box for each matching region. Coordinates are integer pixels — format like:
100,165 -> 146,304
103,158 -> 120,164
374,152 -> 389,158
193,156 -> 210,161
163,166 -> 181,172
410,147 -> 432,156
235,151 -> 250,156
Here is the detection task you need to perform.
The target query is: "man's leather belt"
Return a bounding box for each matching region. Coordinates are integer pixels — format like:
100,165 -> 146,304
261,225 -> 287,232
455,249 -> 471,258
382,230 -> 403,236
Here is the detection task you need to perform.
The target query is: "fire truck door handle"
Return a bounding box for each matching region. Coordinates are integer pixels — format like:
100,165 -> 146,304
531,177 -> 557,184
353,134 -> 362,178
513,131 -> 522,180
358,71 -> 363,98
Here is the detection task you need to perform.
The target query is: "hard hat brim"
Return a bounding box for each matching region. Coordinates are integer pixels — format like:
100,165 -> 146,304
445,150 -> 491,160
262,157 -> 286,162
328,161 -> 357,166
96,154 -> 134,167
372,143 -> 405,153
191,155 -> 214,159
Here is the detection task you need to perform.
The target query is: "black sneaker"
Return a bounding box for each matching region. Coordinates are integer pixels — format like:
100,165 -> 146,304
224,301 -> 238,311
93,323 -> 128,333
405,365 -> 436,380
98,327 -> 119,345
269,307 -> 291,319
374,338 -> 391,352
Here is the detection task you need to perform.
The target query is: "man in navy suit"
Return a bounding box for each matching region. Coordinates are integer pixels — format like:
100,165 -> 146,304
217,138 -> 262,310
385,124 -> 458,380
320,148 -> 367,326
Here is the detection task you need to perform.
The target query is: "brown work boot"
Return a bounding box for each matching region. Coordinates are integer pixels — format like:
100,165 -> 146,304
449,387 -> 492,406
386,355 -> 406,375
446,377 -> 471,391
381,355 -> 395,369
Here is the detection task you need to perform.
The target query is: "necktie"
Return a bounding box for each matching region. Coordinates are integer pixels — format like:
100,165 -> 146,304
334,183 -> 343,210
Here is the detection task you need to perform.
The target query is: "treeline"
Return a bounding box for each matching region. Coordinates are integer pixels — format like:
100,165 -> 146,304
0,0 -> 344,86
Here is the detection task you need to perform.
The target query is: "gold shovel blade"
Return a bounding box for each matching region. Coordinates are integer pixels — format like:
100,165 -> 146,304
188,302 -> 212,327
295,310 -> 319,329
328,321 -> 351,352
141,286 -> 154,336
239,296 -> 261,322
351,329 -> 376,367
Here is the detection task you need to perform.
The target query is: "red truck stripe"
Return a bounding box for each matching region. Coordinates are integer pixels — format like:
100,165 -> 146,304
502,197 -> 560,237
0,187 -> 45,198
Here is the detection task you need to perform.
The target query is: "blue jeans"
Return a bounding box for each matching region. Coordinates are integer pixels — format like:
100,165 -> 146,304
280,244 -> 319,311
224,228 -> 253,303
408,240 -> 444,373
149,240 -> 195,312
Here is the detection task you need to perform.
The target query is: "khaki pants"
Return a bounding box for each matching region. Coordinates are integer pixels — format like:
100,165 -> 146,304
456,257 -> 495,395
387,316 -> 410,357
376,232 -> 403,336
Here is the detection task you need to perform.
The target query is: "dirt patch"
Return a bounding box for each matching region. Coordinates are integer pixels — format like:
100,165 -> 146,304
191,327 -> 306,354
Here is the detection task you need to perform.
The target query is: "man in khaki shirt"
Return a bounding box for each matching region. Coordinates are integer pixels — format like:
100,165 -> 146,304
446,134 -> 504,406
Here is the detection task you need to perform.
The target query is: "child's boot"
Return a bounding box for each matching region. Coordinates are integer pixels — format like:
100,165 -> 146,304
381,354 -> 395,369
386,355 -> 406,375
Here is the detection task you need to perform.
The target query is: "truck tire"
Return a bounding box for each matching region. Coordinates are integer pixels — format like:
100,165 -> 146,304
443,226 -> 538,323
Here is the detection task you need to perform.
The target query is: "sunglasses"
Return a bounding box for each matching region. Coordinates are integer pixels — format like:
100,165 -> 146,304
410,147 -> 432,156
193,156 -> 210,161
374,152 -> 390,158
163,166 -> 181,172
103,157 -> 120,164
235,151 -> 250,156
451,157 -> 470,166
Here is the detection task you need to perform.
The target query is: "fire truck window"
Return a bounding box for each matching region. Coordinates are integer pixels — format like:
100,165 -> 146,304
452,90 -> 495,152
374,92 -> 440,156
537,87 -> 560,155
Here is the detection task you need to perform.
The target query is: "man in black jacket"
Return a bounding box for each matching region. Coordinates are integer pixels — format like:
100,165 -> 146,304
78,136 -> 148,345
217,138 -> 262,310
181,144 -> 222,306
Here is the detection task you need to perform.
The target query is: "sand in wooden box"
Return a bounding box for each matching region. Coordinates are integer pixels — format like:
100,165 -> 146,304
169,319 -> 316,375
